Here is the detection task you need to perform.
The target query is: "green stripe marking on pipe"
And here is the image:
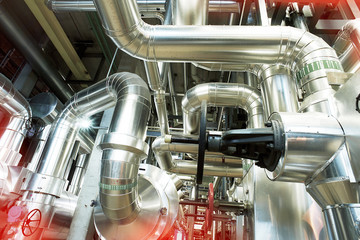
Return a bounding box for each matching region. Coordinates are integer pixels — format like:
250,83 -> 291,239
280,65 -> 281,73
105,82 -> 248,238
99,181 -> 137,190
296,60 -> 342,82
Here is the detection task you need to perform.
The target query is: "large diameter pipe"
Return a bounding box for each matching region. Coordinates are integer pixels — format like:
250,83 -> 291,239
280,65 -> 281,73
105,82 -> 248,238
0,5 -> 73,103
172,0 -> 208,25
182,83 -> 263,135
0,74 -> 31,166
93,0 -> 342,98
98,74 -> 151,222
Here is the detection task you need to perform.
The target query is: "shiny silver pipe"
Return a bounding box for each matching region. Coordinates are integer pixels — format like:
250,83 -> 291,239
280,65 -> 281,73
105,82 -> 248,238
98,73 -> 150,222
0,74 -> 31,166
0,5 -> 73,103
182,83 -> 263,135
48,0 -> 240,13
172,0 -> 208,25
68,154 -> 88,195
255,65 -> 299,118
152,136 -> 242,177
144,61 -> 169,135
93,0 -> 342,98
333,19 -> 360,73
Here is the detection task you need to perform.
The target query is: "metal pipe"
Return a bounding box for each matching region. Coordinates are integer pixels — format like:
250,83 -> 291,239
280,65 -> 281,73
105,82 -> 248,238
333,19 -> 360,73
93,0 -> 342,99
48,0 -> 240,13
182,83 -> 263,135
0,74 -> 31,166
98,73 -> 150,222
172,0 -> 208,25
144,61 -> 170,135
152,136 -> 242,177
0,5 -> 73,103
68,154 -> 88,195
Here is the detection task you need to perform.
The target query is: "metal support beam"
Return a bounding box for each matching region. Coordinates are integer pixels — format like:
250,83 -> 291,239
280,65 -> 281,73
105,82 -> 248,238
24,0 -> 91,80
240,0 -> 253,25
308,3 -> 327,30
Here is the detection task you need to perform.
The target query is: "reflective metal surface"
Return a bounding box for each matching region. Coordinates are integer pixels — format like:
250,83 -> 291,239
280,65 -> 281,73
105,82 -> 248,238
257,65 -> 299,119
333,19 -> 360,73
334,73 -> 360,182
0,73 -> 31,166
48,0 -> 240,13
307,177 -> 358,209
98,73 -> 150,222
323,204 -> 360,240
94,164 -> 179,240
152,136 -> 243,177
172,0 -> 208,25
267,112 -> 345,182
182,83 -> 263,135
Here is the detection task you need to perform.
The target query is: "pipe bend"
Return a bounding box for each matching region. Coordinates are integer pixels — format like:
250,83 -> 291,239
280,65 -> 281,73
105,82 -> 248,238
182,83 -> 263,135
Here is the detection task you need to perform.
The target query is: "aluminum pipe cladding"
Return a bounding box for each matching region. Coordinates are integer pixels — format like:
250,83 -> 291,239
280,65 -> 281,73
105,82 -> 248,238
182,83 -> 263,135
98,73 -> 151,222
266,112 -> 345,183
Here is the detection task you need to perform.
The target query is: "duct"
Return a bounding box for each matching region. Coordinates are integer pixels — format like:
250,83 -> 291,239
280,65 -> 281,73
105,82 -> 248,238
0,74 -> 31,166
256,65 -> 299,119
182,83 -> 263,135
144,61 -> 169,135
333,19 -> 360,73
48,0 -> 240,13
97,73 -> 151,223
0,5 -> 73,103
172,0 -> 208,25
93,0 -> 342,99
152,136 -> 243,177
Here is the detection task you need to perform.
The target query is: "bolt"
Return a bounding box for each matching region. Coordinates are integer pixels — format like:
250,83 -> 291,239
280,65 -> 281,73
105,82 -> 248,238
90,200 -> 97,207
265,121 -> 272,127
266,143 -> 274,149
245,190 -> 249,194
160,207 -> 167,215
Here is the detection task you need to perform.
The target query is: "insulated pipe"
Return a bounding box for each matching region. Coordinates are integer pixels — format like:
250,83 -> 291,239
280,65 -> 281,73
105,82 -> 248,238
0,5 -> 73,103
172,0 -> 208,25
333,19 -> 360,73
98,74 -> 150,222
144,61 -> 169,135
48,0 -> 240,13
152,136 -> 242,177
93,0 -> 342,98
0,74 -> 31,166
182,83 -> 263,135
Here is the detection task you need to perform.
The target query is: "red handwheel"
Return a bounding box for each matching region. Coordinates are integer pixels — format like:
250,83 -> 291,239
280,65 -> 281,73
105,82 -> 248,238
22,209 -> 41,236
205,183 -> 214,231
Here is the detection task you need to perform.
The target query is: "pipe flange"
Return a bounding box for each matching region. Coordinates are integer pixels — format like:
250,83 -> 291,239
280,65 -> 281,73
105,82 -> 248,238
99,133 -> 149,158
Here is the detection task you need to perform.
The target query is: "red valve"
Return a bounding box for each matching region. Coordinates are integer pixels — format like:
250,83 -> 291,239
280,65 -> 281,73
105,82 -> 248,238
22,209 -> 41,236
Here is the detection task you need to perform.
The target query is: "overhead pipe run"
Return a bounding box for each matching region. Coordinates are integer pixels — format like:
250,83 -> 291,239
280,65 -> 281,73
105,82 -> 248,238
93,0 -> 342,100
0,74 -> 31,166
0,4 -> 74,103
48,0 -> 240,13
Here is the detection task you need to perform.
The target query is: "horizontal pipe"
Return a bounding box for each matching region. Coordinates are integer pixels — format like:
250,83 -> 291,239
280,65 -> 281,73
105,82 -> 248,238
93,0 -> 342,99
0,74 -> 31,166
48,0 -> 240,13
182,83 -> 263,135
152,136 -> 242,177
